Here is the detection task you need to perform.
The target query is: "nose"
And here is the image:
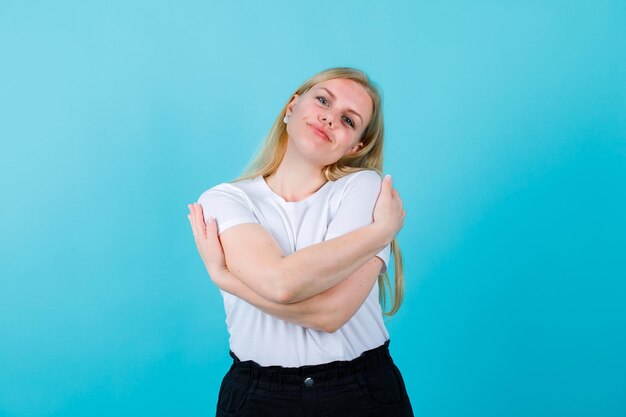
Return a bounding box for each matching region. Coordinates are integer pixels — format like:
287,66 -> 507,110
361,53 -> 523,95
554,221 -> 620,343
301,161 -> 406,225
320,112 -> 335,127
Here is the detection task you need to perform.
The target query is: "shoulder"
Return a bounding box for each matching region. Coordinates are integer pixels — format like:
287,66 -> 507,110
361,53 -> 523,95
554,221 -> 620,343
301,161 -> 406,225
323,170 -> 385,238
196,179 -> 261,234
197,179 -> 256,208
199,177 -> 259,198
197,182 -> 235,202
333,169 -> 383,193
336,169 -> 383,185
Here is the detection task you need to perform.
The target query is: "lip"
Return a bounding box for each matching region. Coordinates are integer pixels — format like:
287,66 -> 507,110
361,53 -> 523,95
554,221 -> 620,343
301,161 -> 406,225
307,123 -> 331,142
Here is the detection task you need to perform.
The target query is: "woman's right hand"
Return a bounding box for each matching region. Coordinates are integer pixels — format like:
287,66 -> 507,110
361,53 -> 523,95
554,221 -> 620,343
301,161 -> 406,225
188,203 -> 228,279
372,175 -> 406,244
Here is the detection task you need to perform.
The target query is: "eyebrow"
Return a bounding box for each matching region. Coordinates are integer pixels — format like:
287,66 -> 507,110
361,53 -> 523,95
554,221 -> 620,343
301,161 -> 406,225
317,87 -> 363,125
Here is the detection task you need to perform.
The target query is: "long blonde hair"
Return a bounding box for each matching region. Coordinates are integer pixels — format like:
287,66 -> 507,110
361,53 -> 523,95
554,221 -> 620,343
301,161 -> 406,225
232,67 -> 405,316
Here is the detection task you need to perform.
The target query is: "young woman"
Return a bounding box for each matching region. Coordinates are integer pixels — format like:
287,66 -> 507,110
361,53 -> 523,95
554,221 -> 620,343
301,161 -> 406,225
187,67 -> 413,416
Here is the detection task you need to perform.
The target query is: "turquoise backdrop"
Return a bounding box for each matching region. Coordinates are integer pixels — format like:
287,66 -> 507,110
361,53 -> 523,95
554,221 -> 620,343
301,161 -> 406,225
1,1 -> 624,416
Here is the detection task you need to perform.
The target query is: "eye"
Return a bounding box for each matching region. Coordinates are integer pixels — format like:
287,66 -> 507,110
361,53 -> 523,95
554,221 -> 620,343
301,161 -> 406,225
343,116 -> 355,128
316,96 -> 329,106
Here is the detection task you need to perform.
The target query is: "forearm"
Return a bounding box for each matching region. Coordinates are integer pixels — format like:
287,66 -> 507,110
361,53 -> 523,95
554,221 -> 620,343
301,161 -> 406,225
214,258 -> 382,333
211,175 -> 403,305
276,223 -> 387,303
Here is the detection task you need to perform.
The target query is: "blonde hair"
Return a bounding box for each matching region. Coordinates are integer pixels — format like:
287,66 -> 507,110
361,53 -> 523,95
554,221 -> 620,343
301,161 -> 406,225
232,67 -> 405,316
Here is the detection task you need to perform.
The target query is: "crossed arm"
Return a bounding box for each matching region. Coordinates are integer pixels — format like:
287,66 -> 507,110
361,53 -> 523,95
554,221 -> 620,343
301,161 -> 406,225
210,238 -> 384,333
188,175 -> 404,332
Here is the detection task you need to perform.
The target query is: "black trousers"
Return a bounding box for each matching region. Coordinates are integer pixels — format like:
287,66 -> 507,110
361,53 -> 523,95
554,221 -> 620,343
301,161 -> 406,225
216,340 -> 414,417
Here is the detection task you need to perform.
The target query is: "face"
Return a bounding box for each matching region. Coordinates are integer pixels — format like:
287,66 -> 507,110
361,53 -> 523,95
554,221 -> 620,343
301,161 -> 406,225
284,78 -> 374,167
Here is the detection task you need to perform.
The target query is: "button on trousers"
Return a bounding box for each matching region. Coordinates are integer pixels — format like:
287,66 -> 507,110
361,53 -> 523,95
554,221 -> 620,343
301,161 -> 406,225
215,340 -> 414,417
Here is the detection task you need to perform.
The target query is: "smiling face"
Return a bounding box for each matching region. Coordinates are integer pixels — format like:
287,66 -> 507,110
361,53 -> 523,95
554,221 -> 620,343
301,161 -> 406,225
284,78 -> 374,167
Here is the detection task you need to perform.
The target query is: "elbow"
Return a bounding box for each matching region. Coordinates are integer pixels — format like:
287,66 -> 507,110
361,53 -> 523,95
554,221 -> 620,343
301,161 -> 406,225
265,267 -> 300,304
319,323 -> 341,334
271,288 -> 297,304
319,307 -> 356,333
315,316 -> 346,334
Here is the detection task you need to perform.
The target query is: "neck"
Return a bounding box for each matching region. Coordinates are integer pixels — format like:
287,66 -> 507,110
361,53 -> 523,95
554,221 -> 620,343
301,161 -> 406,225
264,146 -> 328,203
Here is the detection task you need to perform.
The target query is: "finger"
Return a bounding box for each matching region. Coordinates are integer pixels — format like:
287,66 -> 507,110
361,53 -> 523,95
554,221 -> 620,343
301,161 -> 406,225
187,214 -> 193,235
193,203 -> 207,239
189,215 -> 201,243
188,205 -> 197,236
191,204 -> 204,241
382,174 -> 393,195
205,217 -> 221,249
206,216 -> 216,234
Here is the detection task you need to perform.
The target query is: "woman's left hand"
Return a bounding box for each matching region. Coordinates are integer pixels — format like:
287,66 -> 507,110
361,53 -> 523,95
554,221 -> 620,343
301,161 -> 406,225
187,203 -> 228,280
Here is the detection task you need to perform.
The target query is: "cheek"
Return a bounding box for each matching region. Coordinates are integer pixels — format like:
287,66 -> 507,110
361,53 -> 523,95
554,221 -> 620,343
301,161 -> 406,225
337,131 -> 360,147
294,100 -> 316,115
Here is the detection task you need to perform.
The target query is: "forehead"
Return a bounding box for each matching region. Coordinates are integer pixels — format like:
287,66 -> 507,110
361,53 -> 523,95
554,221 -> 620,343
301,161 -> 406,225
310,79 -> 373,119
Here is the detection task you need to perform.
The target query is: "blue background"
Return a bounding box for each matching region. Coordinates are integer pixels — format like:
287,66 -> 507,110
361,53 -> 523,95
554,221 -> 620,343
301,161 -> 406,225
1,1 -> 625,416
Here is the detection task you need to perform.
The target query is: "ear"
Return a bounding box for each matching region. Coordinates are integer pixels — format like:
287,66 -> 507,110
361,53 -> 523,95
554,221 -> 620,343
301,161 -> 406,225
346,141 -> 364,155
286,93 -> 300,116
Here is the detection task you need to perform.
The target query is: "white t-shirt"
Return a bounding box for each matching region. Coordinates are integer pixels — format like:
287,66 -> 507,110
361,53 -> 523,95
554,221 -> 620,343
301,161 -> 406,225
197,169 -> 391,367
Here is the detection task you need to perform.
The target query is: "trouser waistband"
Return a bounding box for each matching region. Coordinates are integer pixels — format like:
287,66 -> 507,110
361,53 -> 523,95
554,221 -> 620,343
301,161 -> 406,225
227,340 -> 393,391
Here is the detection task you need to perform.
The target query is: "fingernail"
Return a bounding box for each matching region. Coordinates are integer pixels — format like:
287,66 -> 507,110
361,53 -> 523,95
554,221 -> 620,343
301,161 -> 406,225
208,216 -> 215,224
384,174 -> 392,181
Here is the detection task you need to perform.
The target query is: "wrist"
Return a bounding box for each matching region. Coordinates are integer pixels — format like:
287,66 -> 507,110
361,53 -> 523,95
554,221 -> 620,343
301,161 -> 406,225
367,223 -> 391,249
207,266 -> 237,292
206,264 -> 227,281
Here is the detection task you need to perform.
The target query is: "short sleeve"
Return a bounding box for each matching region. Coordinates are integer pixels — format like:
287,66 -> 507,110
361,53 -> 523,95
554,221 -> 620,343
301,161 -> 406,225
324,170 -> 391,273
196,184 -> 259,236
